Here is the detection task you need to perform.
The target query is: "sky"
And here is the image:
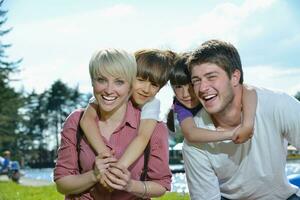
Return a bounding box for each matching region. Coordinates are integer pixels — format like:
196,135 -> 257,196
3,0 -> 300,119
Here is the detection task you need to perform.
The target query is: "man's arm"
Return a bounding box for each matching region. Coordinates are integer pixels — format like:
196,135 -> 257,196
182,141 -> 221,199
275,93 -> 300,149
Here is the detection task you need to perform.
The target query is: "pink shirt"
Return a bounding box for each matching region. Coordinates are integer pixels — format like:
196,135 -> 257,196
54,102 -> 172,200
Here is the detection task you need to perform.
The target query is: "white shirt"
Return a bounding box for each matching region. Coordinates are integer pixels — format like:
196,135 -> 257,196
141,97 -> 160,121
183,87 -> 300,200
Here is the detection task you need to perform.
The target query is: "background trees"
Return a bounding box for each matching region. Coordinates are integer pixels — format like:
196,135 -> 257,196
0,0 -> 89,167
0,0 -> 23,158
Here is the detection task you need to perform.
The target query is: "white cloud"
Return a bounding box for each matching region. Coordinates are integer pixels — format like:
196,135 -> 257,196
100,4 -> 137,18
164,0 -> 277,50
244,65 -> 300,95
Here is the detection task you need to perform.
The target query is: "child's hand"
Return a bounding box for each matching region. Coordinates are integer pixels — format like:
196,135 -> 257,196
232,125 -> 254,144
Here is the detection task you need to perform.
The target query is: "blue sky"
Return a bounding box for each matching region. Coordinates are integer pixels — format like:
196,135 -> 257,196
4,0 -> 300,118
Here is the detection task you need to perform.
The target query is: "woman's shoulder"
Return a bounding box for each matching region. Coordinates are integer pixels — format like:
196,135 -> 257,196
63,108 -> 85,128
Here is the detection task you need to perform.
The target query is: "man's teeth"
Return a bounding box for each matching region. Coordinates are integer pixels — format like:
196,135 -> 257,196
102,96 -> 117,101
204,94 -> 216,100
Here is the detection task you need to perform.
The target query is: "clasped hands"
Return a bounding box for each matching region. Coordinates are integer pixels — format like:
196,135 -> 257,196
93,152 -> 133,193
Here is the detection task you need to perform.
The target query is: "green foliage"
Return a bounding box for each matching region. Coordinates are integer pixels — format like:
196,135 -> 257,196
18,80 -> 88,167
0,0 -> 24,156
0,181 -> 189,200
45,79 -> 86,150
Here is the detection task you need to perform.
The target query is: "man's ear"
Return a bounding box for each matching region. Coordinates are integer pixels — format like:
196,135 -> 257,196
231,69 -> 241,87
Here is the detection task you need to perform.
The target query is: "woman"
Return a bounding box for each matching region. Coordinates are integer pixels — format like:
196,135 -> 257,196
54,49 -> 171,200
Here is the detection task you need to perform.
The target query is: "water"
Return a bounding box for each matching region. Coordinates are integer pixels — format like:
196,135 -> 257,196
23,160 -> 300,193
23,168 -> 54,182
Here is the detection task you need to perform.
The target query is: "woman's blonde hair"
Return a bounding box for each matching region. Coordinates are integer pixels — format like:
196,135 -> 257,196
89,48 -> 137,86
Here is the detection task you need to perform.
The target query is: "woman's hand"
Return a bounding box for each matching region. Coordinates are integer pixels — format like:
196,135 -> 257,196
94,152 -> 117,191
104,163 -> 133,192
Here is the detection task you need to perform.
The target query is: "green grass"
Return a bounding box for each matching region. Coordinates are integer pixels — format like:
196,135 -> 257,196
0,181 -> 63,200
0,181 -> 189,200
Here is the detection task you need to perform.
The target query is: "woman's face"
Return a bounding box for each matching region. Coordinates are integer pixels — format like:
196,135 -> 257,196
93,73 -> 131,114
173,83 -> 199,109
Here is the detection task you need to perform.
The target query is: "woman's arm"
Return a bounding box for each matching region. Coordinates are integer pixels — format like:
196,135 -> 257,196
232,85 -> 257,144
55,170 -> 98,195
105,163 -> 166,198
56,154 -> 117,195
80,102 -> 110,155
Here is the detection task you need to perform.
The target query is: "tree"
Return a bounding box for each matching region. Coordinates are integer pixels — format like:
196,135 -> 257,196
45,80 -> 86,151
0,0 -> 23,155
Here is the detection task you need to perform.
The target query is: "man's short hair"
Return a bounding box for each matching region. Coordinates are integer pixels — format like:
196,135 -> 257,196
188,39 -> 244,84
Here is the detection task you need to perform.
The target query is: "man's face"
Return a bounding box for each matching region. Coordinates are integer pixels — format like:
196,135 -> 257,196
191,63 -> 238,115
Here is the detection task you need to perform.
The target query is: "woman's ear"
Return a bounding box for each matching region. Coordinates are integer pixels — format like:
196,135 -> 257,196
231,69 -> 241,87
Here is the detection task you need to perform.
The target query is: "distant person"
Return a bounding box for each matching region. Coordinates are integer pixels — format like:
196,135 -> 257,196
0,150 -> 11,174
182,39 -> 300,199
54,49 -> 171,200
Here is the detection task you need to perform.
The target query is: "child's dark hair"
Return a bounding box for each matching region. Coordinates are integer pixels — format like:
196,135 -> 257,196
169,53 -> 191,86
135,49 -> 177,88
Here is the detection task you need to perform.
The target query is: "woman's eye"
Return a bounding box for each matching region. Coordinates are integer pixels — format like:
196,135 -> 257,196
96,77 -> 106,83
115,80 -> 125,85
175,85 -> 182,89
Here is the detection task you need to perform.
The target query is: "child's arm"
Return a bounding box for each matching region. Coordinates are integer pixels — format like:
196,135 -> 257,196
175,101 -> 234,143
117,98 -> 160,168
80,100 -> 110,156
232,85 -> 257,144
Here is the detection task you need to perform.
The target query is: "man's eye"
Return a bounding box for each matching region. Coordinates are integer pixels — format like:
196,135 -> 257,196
175,85 -> 182,89
192,79 -> 200,85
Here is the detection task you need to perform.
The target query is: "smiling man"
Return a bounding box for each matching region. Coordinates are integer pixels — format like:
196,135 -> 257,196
182,39 -> 300,200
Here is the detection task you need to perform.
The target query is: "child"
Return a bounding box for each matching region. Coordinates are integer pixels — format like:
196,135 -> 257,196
80,49 -> 175,187
169,53 -> 256,144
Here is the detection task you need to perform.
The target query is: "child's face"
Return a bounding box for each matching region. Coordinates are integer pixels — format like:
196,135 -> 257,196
132,77 -> 160,106
173,83 -> 199,109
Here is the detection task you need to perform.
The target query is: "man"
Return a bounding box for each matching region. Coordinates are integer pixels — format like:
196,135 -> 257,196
182,39 -> 300,199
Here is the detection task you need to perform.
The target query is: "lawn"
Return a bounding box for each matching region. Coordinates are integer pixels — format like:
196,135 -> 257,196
0,181 -> 189,200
